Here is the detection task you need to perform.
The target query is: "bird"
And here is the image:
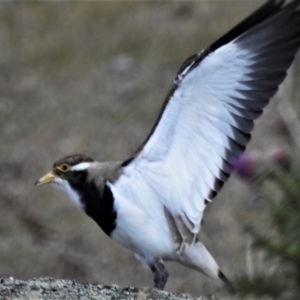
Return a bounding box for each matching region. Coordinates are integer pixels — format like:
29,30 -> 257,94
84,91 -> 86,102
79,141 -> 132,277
36,0 -> 300,291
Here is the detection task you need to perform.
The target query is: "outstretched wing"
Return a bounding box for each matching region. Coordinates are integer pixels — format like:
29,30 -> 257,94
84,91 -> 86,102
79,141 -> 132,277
112,0 -> 300,236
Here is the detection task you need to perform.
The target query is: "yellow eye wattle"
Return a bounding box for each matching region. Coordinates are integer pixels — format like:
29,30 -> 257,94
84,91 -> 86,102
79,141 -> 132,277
58,163 -> 71,172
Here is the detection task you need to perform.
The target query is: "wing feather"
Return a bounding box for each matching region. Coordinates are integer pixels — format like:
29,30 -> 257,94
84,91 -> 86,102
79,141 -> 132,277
112,1 -> 300,236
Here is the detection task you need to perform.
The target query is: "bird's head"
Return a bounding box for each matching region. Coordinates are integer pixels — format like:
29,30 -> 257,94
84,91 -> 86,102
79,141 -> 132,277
35,154 -> 94,209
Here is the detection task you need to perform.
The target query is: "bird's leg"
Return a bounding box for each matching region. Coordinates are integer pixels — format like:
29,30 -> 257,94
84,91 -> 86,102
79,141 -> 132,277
150,261 -> 169,290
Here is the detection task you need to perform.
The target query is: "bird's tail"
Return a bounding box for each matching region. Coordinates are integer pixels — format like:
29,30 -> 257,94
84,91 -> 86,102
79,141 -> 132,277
218,270 -> 236,294
178,241 -> 234,291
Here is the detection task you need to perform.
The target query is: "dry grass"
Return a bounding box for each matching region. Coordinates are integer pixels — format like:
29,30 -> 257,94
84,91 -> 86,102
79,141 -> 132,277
1,1 -> 299,298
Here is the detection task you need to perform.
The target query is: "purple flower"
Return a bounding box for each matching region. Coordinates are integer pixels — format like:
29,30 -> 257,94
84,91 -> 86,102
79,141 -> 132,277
268,148 -> 291,170
231,153 -> 257,179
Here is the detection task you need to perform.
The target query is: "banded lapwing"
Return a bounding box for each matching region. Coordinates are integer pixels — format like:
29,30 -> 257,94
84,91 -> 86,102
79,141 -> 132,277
36,0 -> 300,290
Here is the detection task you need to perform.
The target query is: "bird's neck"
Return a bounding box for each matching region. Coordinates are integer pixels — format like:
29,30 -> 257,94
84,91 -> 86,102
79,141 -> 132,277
78,181 -> 117,236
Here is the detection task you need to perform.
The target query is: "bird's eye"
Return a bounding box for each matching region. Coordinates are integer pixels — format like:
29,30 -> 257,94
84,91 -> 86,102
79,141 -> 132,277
58,164 -> 71,172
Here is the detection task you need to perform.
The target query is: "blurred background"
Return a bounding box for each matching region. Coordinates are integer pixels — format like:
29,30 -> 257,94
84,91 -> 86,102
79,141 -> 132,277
1,0 -> 300,298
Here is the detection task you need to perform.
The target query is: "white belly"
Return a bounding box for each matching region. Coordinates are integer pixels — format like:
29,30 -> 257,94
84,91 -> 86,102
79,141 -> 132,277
110,195 -> 175,264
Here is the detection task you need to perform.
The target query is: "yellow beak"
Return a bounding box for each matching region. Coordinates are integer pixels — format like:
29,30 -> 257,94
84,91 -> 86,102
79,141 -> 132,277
35,172 -> 56,186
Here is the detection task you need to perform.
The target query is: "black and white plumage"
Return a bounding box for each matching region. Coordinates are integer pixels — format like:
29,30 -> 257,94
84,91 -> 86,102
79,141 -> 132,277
36,0 -> 300,290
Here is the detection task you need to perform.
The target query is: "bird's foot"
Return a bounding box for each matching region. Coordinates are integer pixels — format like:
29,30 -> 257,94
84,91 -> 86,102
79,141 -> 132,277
150,261 -> 169,290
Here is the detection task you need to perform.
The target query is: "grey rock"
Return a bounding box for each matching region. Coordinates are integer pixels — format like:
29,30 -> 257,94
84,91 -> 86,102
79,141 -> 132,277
0,278 -> 215,300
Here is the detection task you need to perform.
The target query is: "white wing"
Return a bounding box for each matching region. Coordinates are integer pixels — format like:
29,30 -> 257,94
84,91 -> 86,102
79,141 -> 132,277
112,1 -> 300,236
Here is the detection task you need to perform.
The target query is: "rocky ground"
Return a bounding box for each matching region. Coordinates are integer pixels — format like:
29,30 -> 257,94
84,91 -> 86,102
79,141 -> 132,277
0,278 -> 214,300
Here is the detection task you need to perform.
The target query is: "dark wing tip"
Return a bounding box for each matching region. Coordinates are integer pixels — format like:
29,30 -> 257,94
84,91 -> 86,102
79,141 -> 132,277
209,0 -> 291,53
